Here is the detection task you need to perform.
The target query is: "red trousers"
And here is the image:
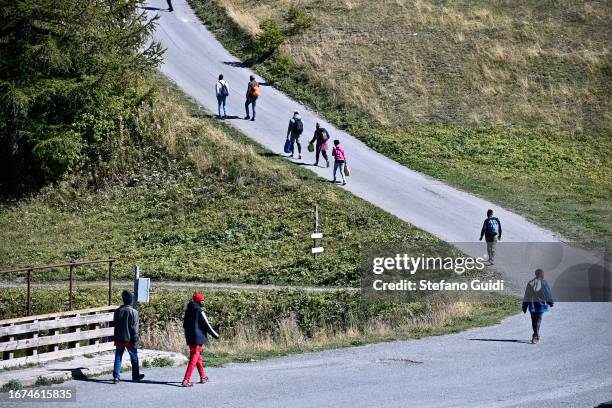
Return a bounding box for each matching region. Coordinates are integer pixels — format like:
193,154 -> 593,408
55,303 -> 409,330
183,344 -> 206,382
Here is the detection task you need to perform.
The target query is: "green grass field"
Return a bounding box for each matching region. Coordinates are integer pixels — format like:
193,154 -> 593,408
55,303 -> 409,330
190,0 -> 612,246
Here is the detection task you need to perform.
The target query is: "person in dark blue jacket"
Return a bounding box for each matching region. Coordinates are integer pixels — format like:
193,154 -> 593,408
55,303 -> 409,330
522,269 -> 554,344
181,292 -> 219,387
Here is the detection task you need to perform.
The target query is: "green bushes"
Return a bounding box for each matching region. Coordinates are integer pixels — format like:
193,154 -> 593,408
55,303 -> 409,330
256,19 -> 287,57
254,6 -> 315,60
0,287 -> 516,341
286,6 -> 315,35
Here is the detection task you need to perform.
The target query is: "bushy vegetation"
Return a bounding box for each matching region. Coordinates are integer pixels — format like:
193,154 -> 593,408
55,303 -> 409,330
0,0 -> 162,194
253,5 -> 315,59
189,0 -> 612,246
0,286 -> 516,365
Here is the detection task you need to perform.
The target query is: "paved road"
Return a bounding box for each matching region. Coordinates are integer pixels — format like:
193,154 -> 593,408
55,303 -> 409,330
6,302 -> 612,408
8,2 -> 609,407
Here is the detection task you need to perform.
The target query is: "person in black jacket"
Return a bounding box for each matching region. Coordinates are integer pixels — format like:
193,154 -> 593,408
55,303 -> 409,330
479,209 -> 502,265
112,291 -> 144,383
181,292 -> 219,387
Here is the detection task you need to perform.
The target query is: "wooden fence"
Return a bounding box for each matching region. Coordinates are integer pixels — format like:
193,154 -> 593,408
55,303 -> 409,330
0,257 -> 117,316
0,306 -> 117,369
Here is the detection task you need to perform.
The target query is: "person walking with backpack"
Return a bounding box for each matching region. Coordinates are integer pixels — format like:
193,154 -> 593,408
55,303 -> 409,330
181,292 -> 219,387
331,139 -> 347,185
244,75 -> 260,121
286,111 -> 304,159
112,291 -> 145,384
479,209 -> 502,264
309,122 -> 330,167
215,74 -> 229,119
522,269 -> 554,344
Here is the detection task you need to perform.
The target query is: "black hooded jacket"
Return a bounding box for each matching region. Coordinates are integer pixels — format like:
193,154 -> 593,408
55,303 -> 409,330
183,300 -> 219,345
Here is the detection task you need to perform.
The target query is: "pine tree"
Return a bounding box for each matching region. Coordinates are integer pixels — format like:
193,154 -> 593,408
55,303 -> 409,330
0,0 -> 163,193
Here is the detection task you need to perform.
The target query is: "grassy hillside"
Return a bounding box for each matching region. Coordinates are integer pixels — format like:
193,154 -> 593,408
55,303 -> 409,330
0,79 -> 443,286
190,0 -> 612,246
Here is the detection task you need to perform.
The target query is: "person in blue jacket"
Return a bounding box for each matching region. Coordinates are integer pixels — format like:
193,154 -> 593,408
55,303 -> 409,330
522,269 -> 554,344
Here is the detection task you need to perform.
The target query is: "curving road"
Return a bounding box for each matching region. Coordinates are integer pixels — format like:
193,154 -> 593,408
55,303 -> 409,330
9,1 -> 610,407
6,302 -> 612,408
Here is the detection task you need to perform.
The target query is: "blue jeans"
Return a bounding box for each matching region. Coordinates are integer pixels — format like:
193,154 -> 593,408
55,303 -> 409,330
333,160 -> 346,183
113,346 -> 140,380
245,96 -> 257,119
217,95 -> 227,117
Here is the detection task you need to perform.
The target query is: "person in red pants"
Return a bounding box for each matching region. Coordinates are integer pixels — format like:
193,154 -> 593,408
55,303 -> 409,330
181,292 -> 219,387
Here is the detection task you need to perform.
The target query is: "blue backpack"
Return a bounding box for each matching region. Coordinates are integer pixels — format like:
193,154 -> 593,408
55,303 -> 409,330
485,218 -> 499,236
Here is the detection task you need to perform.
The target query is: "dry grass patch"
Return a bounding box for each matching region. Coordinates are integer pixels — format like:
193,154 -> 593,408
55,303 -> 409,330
141,300 -> 483,357
206,0 -> 610,132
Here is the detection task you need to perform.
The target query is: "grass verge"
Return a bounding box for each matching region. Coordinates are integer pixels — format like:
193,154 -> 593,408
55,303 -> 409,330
0,286 -> 517,368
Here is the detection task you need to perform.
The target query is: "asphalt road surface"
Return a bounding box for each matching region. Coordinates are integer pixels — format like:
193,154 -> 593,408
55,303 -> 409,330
8,2 -> 609,407
5,302 -> 611,408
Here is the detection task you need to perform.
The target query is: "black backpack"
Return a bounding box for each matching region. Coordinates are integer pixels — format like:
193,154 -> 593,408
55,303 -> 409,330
294,118 -> 304,135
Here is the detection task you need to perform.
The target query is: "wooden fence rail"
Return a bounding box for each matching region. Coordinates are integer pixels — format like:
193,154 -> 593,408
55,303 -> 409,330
0,306 -> 117,369
0,257 -> 117,316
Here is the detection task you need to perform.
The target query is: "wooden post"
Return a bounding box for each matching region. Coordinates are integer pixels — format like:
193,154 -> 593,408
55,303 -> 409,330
26,269 -> 32,316
30,320 -> 38,356
69,313 -> 81,349
53,317 -> 60,352
68,262 -> 74,311
3,323 -> 15,360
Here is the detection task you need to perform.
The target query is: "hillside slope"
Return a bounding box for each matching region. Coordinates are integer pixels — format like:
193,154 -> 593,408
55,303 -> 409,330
0,80 -> 443,285
190,0 -> 612,245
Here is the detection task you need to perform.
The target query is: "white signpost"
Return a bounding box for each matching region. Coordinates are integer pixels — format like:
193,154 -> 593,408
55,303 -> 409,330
312,205 -> 324,258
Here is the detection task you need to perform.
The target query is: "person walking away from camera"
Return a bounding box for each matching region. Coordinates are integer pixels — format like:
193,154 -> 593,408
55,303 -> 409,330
287,111 -> 304,159
244,75 -> 259,121
182,292 -> 219,387
331,139 -> 347,185
215,74 -> 229,119
479,209 -> 502,264
166,0 -> 173,12
309,122 -> 330,167
113,290 -> 144,384
522,269 -> 554,344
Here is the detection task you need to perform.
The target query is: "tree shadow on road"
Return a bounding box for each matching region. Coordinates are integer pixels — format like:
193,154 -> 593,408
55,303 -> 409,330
469,338 -> 532,344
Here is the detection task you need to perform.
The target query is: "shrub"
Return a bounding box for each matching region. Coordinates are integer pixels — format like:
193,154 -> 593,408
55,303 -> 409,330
286,6 -> 315,35
255,19 -> 287,58
0,0 -> 163,194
